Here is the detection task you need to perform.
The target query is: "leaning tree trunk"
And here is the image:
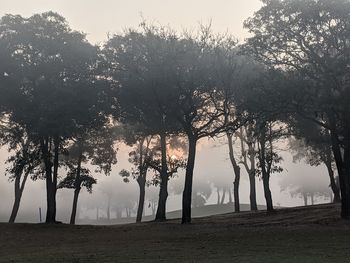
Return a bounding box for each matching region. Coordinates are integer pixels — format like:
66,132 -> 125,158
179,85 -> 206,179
227,133 -> 240,212
70,147 -> 83,225
136,175 -> 146,223
262,173 -> 273,211
182,135 -> 197,224
9,168 -> 28,223
155,132 -> 169,221
325,161 -> 341,203
328,115 -> 350,219
341,138 -> 350,219
70,187 -> 81,224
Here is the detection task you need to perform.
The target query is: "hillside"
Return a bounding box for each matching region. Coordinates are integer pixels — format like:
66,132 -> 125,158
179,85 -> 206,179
80,203 -> 268,225
1,203 -> 350,262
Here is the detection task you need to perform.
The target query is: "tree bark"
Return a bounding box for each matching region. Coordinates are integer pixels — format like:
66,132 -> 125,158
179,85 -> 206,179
328,114 -> 350,219
325,161 -> 341,203
70,188 -> 81,224
227,133 -> 240,212
155,132 -> 169,221
70,145 -> 83,225
182,135 -> 197,224
262,174 -> 273,211
9,168 -> 28,223
136,176 -> 146,223
249,172 -> 258,211
41,138 -> 56,224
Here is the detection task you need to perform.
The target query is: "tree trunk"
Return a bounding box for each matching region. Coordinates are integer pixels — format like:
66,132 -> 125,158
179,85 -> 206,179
107,197 -> 111,221
220,188 -> 226,205
341,139 -> 350,219
136,176 -> 146,223
328,115 -> 350,219
182,135 -> 197,224
70,187 -> 80,224
41,138 -> 56,224
228,187 -> 233,203
9,169 -> 28,223
303,193 -> 308,206
227,133 -> 240,212
262,174 -> 273,211
325,161 -> 341,203
217,188 -> 220,205
70,147 -> 83,225
155,132 -> 169,221
249,173 -> 258,211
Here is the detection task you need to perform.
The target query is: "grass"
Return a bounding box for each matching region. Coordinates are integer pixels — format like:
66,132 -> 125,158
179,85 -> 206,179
1,203 -> 350,262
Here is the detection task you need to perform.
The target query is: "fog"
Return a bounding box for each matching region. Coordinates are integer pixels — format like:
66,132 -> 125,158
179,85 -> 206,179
0,137 -> 331,224
0,0 -> 337,224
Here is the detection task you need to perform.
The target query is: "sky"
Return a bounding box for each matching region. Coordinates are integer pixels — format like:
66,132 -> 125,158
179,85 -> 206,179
0,0 -> 263,44
0,1 -> 333,224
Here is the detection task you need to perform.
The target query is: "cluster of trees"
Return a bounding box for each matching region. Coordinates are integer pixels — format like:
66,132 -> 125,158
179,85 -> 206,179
0,0 -> 349,224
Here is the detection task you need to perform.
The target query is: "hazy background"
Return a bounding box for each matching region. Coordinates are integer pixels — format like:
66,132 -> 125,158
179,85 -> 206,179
0,0 -> 331,223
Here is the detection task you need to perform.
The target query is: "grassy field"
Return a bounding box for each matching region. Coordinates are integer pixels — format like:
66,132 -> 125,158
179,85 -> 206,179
1,203 -> 350,263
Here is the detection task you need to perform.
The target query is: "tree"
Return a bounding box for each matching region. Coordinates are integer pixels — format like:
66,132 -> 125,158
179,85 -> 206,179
280,170 -> 333,206
120,135 -> 154,223
0,12 -> 110,223
104,25 -> 182,221
1,122 -> 41,223
59,127 -> 117,224
255,120 -> 285,211
236,125 -> 258,211
289,118 -> 341,202
244,0 -> 350,219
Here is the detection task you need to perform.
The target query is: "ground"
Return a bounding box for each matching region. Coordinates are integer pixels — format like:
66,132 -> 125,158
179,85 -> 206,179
1,203 -> 350,263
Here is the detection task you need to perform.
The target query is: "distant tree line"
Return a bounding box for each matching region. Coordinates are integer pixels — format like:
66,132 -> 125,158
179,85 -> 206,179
0,0 -> 349,224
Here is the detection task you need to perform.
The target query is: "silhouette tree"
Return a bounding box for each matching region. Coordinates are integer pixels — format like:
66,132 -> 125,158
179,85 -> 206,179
244,0 -> 350,219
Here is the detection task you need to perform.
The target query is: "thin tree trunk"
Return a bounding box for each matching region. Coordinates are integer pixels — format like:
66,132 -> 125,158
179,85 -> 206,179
328,115 -> 350,219
70,146 -> 83,225
249,173 -> 258,211
136,176 -> 146,223
182,135 -> 197,224
70,188 -> 80,224
217,188 -> 220,205
303,193 -> 308,206
227,133 -> 240,212
9,169 -> 28,223
228,187 -> 233,203
325,161 -> 341,203
107,197 -> 111,221
155,132 -> 169,221
220,188 -> 226,205
262,174 -> 273,211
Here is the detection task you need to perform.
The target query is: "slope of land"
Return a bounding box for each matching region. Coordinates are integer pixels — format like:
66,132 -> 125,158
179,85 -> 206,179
81,203 -> 268,225
1,203 -> 350,263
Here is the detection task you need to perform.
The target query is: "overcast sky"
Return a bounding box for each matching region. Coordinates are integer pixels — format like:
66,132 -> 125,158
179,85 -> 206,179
1,0 -> 263,43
